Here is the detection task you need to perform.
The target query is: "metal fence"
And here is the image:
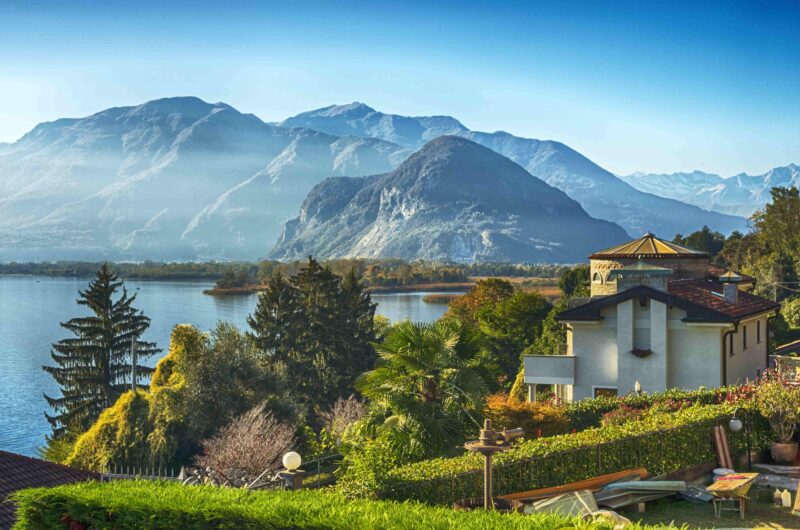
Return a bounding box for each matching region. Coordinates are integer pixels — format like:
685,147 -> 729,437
302,453 -> 343,489
102,453 -> 343,490
101,464 -> 181,482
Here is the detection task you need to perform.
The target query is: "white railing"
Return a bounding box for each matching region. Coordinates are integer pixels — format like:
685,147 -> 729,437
523,354 -> 575,385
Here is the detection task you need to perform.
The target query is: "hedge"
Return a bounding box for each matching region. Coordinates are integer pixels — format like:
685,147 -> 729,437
351,404 -> 769,505
562,386 -> 753,431
9,480 -> 675,529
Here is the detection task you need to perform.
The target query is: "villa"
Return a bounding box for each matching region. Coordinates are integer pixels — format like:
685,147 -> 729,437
523,233 -> 780,402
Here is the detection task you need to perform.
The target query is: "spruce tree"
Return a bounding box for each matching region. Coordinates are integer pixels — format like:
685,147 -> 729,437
43,263 -> 160,437
248,258 -> 376,411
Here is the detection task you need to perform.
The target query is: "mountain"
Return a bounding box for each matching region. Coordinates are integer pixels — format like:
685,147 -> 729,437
281,103 -> 747,238
269,136 -> 629,263
621,164 -> 800,217
0,97 -> 411,260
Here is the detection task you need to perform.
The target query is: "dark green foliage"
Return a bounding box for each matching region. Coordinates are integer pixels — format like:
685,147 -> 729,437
526,297 -> 569,357
673,225 -> 726,258
9,481 -> 602,530
558,265 -> 589,297
0,260 -> 257,280
446,279 -> 551,389
475,291 -> 551,380
248,258 -> 377,413
43,264 -> 159,438
713,187 -> 800,301
353,320 -> 489,461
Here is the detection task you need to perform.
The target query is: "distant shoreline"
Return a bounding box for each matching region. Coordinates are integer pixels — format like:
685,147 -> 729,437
203,281 -> 476,296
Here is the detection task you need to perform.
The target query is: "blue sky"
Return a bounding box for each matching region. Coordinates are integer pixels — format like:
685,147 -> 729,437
0,0 -> 797,175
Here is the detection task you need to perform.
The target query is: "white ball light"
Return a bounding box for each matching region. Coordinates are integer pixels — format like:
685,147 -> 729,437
283,451 -> 302,471
729,418 -> 743,432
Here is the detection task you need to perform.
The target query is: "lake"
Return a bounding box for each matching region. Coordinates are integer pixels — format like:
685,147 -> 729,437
0,276 -> 453,456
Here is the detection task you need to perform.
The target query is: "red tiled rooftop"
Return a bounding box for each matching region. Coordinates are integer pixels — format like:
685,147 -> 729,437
0,450 -> 98,529
667,279 -> 780,320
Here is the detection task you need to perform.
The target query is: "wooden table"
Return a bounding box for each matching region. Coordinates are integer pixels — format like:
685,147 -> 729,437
707,473 -> 759,520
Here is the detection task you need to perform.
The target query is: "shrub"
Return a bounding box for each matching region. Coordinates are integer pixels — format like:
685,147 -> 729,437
753,371 -> 800,443
195,403 -> 295,484
484,394 -> 568,438
342,404 -> 770,505
600,405 -> 644,427
9,480 -> 640,530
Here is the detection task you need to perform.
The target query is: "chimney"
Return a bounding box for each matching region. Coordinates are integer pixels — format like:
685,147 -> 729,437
719,270 -> 742,304
723,283 -> 738,304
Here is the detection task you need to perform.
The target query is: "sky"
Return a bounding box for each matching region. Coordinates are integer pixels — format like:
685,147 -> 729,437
0,0 -> 798,176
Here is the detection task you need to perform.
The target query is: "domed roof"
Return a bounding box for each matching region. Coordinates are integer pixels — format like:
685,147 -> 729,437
589,232 -> 709,259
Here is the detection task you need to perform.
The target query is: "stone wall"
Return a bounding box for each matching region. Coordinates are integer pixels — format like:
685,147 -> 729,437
590,257 -> 709,296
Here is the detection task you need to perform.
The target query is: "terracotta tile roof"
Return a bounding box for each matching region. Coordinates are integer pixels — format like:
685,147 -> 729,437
559,281 -> 779,324
667,279 -> 780,320
0,450 -> 98,529
590,233 -> 708,260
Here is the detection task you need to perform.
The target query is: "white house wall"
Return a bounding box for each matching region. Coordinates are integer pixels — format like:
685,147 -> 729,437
726,315 -> 768,384
667,322 -> 724,390
570,306 -> 618,400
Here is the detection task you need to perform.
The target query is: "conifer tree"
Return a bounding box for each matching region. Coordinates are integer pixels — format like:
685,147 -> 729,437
248,258 -> 377,411
43,263 -> 160,437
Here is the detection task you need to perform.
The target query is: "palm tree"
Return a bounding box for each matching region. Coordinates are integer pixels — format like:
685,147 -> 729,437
355,319 -> 488,459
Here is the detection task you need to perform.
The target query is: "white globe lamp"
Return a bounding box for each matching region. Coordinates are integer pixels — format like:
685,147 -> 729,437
283,451 -> 302,472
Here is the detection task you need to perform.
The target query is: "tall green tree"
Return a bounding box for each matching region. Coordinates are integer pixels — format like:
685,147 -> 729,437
673,226 -> 726,258
558,265 -> 589,297
248,258 -> 377,412
354,319 -> 488,459
43,264 -> 159,438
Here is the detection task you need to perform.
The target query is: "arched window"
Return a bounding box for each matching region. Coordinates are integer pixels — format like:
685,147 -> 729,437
592,272 -> 603,284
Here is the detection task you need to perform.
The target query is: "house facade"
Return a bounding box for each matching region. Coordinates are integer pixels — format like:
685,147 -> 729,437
523,233 -> 779,402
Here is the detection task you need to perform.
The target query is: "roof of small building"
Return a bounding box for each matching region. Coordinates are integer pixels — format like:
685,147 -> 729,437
589,233 -> 709,260
558,280 -> 779,324
775,339 -> 800,356
707,264 -> 755,284
0,450 -> 98,529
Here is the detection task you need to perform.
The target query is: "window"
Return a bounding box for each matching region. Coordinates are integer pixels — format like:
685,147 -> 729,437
592,272 -> 603,284
594,387 -> 618,398
743,325 -> 748,350
757,320 -> 761,343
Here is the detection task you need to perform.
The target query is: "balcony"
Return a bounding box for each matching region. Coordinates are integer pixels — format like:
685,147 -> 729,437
523,354 -> 575,386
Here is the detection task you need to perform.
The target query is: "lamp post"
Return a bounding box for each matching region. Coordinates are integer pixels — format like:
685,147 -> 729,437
729,409 -> 751,470
465,419 -> 524,509
278,451 -> 305,490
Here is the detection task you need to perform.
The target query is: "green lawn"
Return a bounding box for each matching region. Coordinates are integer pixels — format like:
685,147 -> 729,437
634,489 -> 799,529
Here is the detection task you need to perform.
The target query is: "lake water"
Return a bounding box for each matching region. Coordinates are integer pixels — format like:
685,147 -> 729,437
0,276 -> 452,456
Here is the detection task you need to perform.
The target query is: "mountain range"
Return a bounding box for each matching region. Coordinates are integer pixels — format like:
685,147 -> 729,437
0,96 -> 761,262
282,103 -> 747,238
270,136 -> 628,262
620,164 -> 800,218
0,98 -> 410,260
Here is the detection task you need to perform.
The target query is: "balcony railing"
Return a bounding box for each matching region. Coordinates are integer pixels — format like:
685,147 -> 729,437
523,354 -> 575,385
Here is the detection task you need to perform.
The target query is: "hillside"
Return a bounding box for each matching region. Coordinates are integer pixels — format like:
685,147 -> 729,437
0,97 -> 410,260
282,103 -> 748,237
269,136 -> 629,263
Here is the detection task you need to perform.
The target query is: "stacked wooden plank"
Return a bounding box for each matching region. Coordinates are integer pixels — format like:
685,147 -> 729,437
499,468 -> 687,514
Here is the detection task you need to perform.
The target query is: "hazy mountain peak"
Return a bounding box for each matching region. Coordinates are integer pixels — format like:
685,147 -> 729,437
269,136 -> 628,263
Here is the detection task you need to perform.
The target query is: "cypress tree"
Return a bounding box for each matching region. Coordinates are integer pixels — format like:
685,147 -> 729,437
43,263 -> 160,437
